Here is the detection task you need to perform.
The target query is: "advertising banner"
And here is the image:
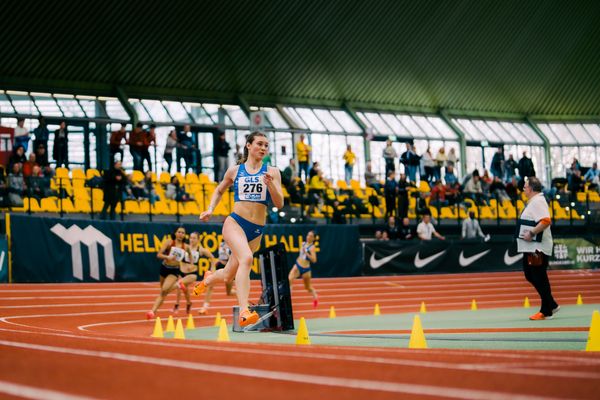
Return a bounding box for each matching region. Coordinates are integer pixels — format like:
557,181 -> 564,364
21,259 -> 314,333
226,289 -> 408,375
10,215 -> 361,282
0,237 -> 7,283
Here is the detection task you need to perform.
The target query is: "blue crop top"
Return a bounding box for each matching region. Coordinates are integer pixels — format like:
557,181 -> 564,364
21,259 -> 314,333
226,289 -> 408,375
233,163 -> 271,205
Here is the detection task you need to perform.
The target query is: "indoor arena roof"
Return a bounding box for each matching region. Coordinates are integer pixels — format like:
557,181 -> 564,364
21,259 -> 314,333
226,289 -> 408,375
2,0 -> 600,117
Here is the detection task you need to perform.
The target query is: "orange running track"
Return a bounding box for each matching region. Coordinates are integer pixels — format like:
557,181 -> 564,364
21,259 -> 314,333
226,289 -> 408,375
1,270 -> 600,399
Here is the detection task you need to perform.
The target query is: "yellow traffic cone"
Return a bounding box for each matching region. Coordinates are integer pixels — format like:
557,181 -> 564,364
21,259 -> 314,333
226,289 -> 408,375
186,314 -> 195,330
174,319 -> 185,339
329,306 -> 336,319
217,318 -> 230,342
585,310 -> 600,352
420,301 -> 427,314
374,304 -> 381,316
166,315 -> 175,332
214,312 -> 221,327
296,317 -> 311,345
577,294 -> 584,305
151,317 -> 164,338
523,297 -> 531,308
471,299 -> 478,311
408,315 -> 427,349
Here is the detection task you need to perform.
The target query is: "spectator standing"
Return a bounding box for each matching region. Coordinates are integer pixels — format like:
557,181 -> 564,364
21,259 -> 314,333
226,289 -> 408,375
383,140 -> 397,176
397,173 -> 411,219
446,147 -> 458,169
100,161 -> 126,220
53,121 -> 69,168
505,154 -> 517,182
8,145 -> 26,171
434,147 -> 446,182
109,123 -> 128,164
282,159 -> 297,188
518,151 -> 535,187
308,161 -> 320,181
384,170 -> 398,218
343,144 -> 356,185
163,130 -> 177,174
177,124 -> 194,173
13,118 -> 30,152
296,134 -> 311,182
490,147 -> 505,179
400,143 -> 420,182
421,148 -> 435,183
32,116 -> 50,152
129,122 -> 145,171
141,124 -> 156,172
416,213 -> 445,241
444,165 -> 458,186
215,132 -> 231,181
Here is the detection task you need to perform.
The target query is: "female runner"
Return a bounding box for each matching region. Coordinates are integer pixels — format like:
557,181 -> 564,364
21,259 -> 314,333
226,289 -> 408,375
288,230 -> 319,308
193,131 -> 283,327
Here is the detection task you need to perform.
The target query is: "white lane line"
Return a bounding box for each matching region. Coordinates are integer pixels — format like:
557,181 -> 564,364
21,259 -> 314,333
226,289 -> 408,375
0,380 -> 98,400
1,326 -> 598,379
0,339 -> 563,400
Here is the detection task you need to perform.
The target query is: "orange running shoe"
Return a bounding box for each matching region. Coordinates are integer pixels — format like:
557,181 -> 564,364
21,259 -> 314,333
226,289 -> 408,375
529,312 -> 546,320
192,270 -> 212,296
239,309 -> 259,327
146,311 -> 155,320
177,278 -> 186,292
198,306 -> 209,315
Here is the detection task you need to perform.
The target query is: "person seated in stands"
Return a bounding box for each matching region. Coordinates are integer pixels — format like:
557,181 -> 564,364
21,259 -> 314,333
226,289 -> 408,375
8,145 -> 26,171
143,170 -> 159,204
415,192 -> 430,219
461,168 -> 479,188
429,180 -> 449,208
584,162 -> 599,191
463,174 -> 488,206
364,161 -> 381,192
505,176 -> 519,202
101,161 -> 127,220
330,199 -> 347,224
385,216 -> 399,240
34,143 -> 50,169
287,176 -> 305,205
504,154 -> 518,182
374,230 -> 384,240
26,165 -> 54,200
489,176 -> 510,203
7,163 -> 25,207
444,180 -> 461,206
22,153 -> 38,178
399,217 -> 414,240
130,174 -> 147,200
567,169 -> 584,194
480,169 -> 492,191
417,213 -> 445,241
308,161 -> 320,181
443,165 -> 458,186
380,230 -> 390,241
166,175 -> 191,202
307,169 -> 327,213
0,165 -> 7,207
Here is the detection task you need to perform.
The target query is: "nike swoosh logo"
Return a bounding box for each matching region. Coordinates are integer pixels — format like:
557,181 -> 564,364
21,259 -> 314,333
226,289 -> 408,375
414,250 -> 446,269
504,250 -> 523,265
459,250 -> 491,267
370,250 -> 403,269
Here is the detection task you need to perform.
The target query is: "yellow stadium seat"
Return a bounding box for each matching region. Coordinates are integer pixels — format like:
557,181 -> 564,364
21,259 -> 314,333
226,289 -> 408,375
58,197 -> 76,213
159,172 -> 171,184
86,169 -> 101,180
73,187 -> 90,200
74,197 -> 91,213
125,200 -> 140,214
440,207 -> 457,219
71,168 -> 85,181
418,181 -> 430,192
41,197 -> 59,212
479,206 -> 496,219
500,206 -> 517,219
199,173 -> 211,184
184,201 -> 200,215
576,192 -> 587,202
131,170 -> 144,182
25,197 -> 42,212
55,167 -> 69,179
337,180 -> 349,190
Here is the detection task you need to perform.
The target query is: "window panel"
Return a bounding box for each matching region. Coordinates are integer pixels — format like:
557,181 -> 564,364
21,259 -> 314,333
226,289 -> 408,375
0,94 -> 15,113
550,146 -> 563,180
141,100 -> 172,123
549,124 -> 576,144
380,113 -> 408,136
466,146 -> 483,173
579,146 -> 597,168
487,121 -> 517,142
104,99 -> 129,120
583,124 -> 600,143
270,131 -> 293,169
56,99 -> 85,118
331,110 -> 361,133
454,119 -> 483,141
414,116 -> 442,139
184,103 -> 214,125
429,117 -> 457,140
9,94 -> 39,115
537,123 -> 560,145
364,112 -> 392,135
399,115 -> 427,138
79,100 -> 104,118
566,124 -> 593,144
223,105 -> 249,127
33,96 -> 62,117
282,107 -> 308,129
473,120 -> 501,142
296,108 -> 325,131
263,108 -> 288,129
513,122 -> 542,144
313,109 -> 342,132
129,100 -> 151,121
163,101 -> 191,123
310,133 -> 332,178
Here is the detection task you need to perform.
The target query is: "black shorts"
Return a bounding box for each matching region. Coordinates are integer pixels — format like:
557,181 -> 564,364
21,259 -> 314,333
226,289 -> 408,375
215,261 -> 227,270
160,264 -> 180,278
181,271 -> 198,278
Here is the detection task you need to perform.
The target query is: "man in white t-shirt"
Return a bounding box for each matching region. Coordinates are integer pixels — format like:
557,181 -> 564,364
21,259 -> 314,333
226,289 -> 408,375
14,118 -> 30,152
416,214 -> 445,241
517,176 -> 559,321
